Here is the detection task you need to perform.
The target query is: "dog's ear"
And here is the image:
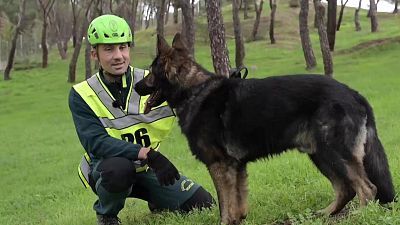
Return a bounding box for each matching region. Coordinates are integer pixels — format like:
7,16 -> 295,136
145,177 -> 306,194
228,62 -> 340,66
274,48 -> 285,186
172,33 -> 188,52
157,34 -> 170,55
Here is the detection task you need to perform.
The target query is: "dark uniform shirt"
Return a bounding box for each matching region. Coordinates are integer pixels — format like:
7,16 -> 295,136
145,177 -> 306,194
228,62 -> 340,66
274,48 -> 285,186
69,68 -> 142,161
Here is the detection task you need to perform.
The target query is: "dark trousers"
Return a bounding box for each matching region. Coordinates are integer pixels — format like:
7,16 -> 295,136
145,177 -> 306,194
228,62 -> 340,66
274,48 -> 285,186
89,157 -> 214,216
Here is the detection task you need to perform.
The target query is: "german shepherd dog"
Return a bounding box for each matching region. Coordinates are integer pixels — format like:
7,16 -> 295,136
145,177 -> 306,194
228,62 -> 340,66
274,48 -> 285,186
134,33 -> 395,225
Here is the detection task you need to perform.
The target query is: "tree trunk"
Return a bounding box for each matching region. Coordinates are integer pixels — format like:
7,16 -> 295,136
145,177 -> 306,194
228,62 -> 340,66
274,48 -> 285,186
327,0 -> 337,51
314,0 -> 333,77
63,40 -> 68,56
232,0 -> 245,68
85,8 -> 94,79
131,0 -> 139,33
251,0 -> 264,41
72,27 -> 77,48
68,21 -> 87,82
4,0 -> 26,81
191,0 -> 195,16
174,0 -> 195,56
354,0 -> 362,31
38,0 -> 55,68
156,0 -> 166,37
244,0 -> 249,19
50,5 -> 68,60
56,42 -> 67,59
205,0 -> 230,77
41,21 -> 48,68
138,2 -> 144,29
299,0 -> 317,70
71,0 -> 78,48
145,2 -> 152,29
150,3 -> 155,27
269,0 -> 277,44
394,0 -> 398,13
85,38 -> 92,79
95,0 -> 103,14
369,0 -> 378,32
4,33 -> 19,81
337,0 -> 349,31
367,0 -> 380,17
198,0 -> 205,15
173,3 -> 179,24
165,0 -> 171,24
314,3 -> 324,28
182,0 -> 195,56
68,0 -> 94,83
109,0 -> 113,13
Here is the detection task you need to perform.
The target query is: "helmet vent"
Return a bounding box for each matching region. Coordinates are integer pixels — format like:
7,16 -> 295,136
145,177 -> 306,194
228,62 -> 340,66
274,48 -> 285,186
104,33 -> 110,38
121,32 -> 125,37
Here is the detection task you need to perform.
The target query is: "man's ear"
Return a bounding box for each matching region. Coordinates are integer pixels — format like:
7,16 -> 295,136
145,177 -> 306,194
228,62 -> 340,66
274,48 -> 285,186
91,48 -> 98,60
157,34 -> 170,55
172,33 -> 188,52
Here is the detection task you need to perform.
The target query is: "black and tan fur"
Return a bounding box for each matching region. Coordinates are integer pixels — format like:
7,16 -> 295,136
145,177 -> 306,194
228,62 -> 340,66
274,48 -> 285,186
134,34 -> 395,225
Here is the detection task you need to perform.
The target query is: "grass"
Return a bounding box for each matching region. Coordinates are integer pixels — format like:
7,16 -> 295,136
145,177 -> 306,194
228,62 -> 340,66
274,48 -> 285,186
1,2 -> 400,225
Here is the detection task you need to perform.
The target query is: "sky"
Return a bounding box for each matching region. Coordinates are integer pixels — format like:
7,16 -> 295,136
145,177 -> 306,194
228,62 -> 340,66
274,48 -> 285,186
322,0 -> 396,13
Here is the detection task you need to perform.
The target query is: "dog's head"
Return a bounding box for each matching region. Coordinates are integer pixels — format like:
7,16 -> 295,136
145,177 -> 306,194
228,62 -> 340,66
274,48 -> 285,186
135,33 -> 206,114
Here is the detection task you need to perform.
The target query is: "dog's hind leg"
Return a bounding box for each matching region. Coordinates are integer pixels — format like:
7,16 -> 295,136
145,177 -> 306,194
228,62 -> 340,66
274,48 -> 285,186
344,117 -> 377,207
309,153 -> 356,215
320,178 -> 356,215
355,91 -> 395,203
208,162 -> 241,225
311,116 -> 377,214
236,164 -> 248,221
345,161 -> 377,207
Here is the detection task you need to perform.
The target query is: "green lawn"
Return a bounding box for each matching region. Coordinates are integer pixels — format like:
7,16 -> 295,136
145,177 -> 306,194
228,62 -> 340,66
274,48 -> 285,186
0,5 -> 399,225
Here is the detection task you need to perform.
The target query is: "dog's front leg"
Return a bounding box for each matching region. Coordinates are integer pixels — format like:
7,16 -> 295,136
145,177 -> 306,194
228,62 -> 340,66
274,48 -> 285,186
208,162 -> 241,225
236,165 -> 248,221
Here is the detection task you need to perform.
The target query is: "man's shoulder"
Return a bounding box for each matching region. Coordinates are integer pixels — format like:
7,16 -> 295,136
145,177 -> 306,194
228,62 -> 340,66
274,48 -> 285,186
131,67 -> 149,77
132,67 -> 145,73
68,87 -> 86,110
72,73 -> 99,90
72,80 -> 88,89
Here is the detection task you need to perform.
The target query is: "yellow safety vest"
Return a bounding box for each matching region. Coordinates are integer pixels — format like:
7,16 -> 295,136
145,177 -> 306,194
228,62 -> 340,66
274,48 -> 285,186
73,66 -> 175,188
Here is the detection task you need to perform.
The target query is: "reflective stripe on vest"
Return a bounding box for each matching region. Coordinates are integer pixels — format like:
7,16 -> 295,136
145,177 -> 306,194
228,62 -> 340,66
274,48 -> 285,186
78,153 -> 91,188
74,66 -> 175,188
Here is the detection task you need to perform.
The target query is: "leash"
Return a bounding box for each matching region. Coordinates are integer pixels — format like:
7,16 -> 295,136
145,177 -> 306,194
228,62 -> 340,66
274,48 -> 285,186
229,66 -> 248,79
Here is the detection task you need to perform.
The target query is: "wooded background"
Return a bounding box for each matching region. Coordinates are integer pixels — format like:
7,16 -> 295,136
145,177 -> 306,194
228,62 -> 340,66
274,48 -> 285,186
0,0 -> 398,81
1,1 -> 400,225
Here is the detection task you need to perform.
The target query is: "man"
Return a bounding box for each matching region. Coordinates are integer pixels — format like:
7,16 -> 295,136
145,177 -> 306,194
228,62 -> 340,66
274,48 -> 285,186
69,14 -> 214,225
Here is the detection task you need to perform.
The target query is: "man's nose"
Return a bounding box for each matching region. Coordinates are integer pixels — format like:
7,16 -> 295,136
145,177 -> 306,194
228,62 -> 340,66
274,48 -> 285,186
113,48 -> 123,59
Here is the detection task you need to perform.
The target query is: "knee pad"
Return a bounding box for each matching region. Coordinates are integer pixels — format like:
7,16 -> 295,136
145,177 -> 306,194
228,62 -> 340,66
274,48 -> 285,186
96,157 -> 136,193
179,186 -> 215,212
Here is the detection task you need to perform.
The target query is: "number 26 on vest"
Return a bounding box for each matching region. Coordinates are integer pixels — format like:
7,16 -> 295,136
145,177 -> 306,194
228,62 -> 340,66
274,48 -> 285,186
121,128 -> 151,147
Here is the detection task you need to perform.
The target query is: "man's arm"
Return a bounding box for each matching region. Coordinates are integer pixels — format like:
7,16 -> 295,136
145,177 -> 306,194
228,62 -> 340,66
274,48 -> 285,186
69,88 -> 179,185
69,88 -> 149,160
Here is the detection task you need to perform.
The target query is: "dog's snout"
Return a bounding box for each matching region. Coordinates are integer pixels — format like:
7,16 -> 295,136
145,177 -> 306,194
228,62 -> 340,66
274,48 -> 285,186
134,79 -> 154,96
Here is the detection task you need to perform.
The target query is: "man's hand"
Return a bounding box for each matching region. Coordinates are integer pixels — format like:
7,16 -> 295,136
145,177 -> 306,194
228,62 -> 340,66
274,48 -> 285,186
146,149 -> 180,186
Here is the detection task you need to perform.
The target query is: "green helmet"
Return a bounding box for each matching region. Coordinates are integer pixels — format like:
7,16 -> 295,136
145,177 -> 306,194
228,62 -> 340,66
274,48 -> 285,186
87,14 -> 132,46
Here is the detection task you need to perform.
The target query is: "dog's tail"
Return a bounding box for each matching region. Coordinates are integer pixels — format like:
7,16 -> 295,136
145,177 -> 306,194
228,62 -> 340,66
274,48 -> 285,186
359,95 -> 396,204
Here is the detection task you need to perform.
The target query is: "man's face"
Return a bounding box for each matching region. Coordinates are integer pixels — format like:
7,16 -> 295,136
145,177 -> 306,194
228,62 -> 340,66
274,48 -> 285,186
92,43 -> 130,76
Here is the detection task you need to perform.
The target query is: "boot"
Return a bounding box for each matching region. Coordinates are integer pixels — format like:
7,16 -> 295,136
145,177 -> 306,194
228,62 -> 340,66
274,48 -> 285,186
96,214 -> 121,225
